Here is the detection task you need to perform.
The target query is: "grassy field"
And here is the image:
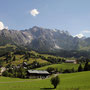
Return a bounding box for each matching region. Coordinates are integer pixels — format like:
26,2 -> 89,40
1,54 -> 50,66
0,71 -> 90,90
36,63 -> 83,71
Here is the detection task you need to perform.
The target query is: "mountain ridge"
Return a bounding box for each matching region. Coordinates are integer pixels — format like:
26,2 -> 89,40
0,26 -> 90,52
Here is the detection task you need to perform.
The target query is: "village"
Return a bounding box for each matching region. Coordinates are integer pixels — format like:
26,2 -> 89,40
0,59 -> 79,79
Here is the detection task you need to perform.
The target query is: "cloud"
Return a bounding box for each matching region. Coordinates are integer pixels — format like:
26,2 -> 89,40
82,30 -> 90,33
30,9 -> 39,16
0,21 -> 4,30
75,30 -> 90,38
75,34 -> 84,38
0,21 -> 8,30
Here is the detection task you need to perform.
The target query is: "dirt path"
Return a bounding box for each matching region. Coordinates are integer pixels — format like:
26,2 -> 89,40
0,79 -> 41,84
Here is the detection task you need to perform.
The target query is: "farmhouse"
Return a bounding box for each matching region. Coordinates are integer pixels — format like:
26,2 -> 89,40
27,70 -> 50,79
65,60 -> 77,64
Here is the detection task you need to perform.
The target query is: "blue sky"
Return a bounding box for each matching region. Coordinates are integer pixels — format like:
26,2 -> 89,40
0,0 -> 90,37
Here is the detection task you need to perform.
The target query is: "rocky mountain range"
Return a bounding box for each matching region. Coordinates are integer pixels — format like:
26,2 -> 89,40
0,26 -> 90,52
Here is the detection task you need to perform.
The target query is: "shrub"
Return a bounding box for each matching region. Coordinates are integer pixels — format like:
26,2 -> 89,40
63,69 -> 70,73
46,67 -> 56,74
2,71 -> 9,77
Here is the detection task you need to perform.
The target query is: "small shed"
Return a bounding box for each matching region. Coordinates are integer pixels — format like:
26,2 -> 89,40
65,60 -> 77,64
27,70 -> 50,79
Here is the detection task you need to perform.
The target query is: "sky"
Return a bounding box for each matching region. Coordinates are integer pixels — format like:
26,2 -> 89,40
0,0 -> 90,37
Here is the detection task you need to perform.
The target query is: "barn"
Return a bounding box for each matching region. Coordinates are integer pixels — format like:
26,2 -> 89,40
27,70 -> 50,79
65,60 -> 77,64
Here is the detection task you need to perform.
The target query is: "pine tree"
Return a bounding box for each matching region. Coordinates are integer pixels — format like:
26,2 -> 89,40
84,61 -> 89,71
78,64 -> 83,72
13,56 -> 16,61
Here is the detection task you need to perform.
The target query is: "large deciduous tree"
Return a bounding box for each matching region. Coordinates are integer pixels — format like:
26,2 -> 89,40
51,75 -> 60,89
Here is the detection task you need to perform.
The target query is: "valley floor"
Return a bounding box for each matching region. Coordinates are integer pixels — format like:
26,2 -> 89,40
0,71 -> 90,90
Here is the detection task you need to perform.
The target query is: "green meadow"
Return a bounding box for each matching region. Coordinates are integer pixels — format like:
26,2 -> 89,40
0,71 -> 90,90
36,63 -> 82,71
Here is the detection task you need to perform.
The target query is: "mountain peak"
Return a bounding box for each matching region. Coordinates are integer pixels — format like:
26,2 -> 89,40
32,26 -> 39,28
32,26 -> 44,29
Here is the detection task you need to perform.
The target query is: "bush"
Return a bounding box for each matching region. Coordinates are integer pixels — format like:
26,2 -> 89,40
63,69 -> 71,73
2,71 -> 9,77
46,67 -> 56,74
51,75 -> 60,89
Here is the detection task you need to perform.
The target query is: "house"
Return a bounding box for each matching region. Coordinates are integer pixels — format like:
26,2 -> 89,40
65,60 -> 77,64
0,67 -> 6,75
27,70 -> 50,79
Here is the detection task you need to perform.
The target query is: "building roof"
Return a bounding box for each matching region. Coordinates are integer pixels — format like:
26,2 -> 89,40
65,60 -> 76,63
23,62 -> 28,65
28,70 -> 49,75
